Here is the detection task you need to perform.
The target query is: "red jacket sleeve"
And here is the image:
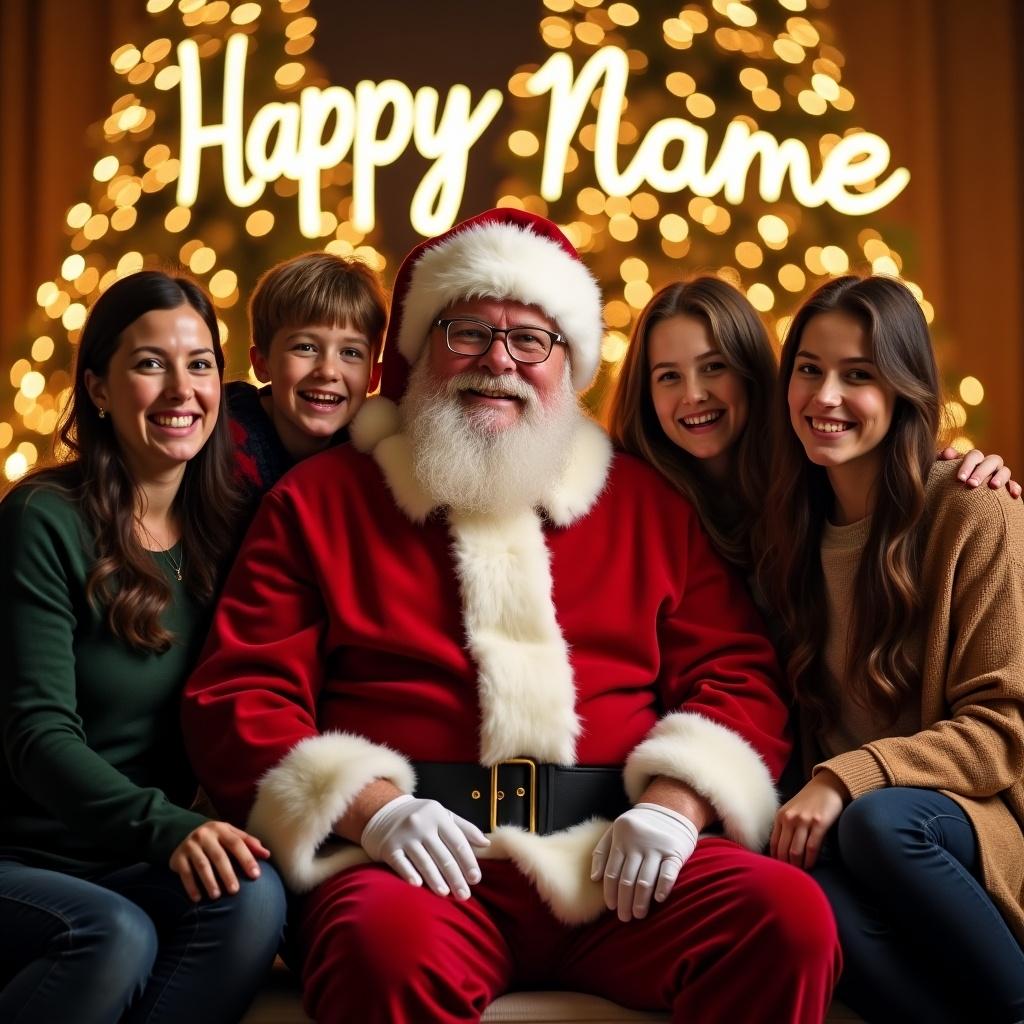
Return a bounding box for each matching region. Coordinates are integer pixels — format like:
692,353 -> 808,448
624,498 -> 788,849
182,489 -> 329,824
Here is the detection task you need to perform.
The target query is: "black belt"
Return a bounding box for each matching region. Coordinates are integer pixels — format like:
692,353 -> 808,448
412,759 -> 630,835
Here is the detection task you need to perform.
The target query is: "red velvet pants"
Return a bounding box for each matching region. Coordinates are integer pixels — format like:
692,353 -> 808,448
294,838 -> 840,1024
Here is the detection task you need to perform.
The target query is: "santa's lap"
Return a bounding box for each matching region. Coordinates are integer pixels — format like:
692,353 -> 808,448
292,839 -> 839,1024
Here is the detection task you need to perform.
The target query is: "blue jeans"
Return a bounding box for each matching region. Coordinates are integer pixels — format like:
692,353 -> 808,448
812,787 -> 1024,1024
0,858 -> 286,1024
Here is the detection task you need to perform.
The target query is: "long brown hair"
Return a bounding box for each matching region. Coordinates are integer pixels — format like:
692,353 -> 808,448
13,271 -> 242,652
758,275 -> 940,729
605,276 -> 777,569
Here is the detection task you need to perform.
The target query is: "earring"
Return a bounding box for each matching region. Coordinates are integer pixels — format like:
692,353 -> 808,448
98,408 -> 106,419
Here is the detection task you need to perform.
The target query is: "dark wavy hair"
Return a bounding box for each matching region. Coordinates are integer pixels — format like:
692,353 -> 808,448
758,275 -> 940,730
605,276 -> 777,569
17,270 -> 242,652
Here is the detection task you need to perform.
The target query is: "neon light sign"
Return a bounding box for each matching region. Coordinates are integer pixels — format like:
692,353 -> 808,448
177,35 -> 910,237
529,47 -> 910,216
177,34 -> 503,237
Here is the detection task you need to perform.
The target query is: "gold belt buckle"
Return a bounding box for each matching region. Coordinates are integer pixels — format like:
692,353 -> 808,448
490,758 -> 537,833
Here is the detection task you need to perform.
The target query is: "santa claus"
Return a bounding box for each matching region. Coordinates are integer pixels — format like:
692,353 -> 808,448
182,208 -> 839,1023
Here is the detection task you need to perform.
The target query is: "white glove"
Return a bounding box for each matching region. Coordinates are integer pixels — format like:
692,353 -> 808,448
591,802 -> 699,922
360,795 -> 490,900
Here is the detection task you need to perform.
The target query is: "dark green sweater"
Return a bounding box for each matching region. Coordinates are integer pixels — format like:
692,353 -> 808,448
0,480 -> 208,873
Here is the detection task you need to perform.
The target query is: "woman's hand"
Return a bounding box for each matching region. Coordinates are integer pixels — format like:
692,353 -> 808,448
169,821 -> 270,901
769,770 -> 848,871
939,448 -> 1022,499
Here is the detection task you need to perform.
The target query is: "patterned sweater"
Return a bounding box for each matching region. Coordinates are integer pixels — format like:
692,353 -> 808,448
226,381 -> 294,514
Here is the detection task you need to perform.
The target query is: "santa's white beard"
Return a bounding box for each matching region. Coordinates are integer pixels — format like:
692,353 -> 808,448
400,357 -> 581,516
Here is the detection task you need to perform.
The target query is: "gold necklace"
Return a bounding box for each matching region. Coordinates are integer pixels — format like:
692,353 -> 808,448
137,520 -> 184,582
163,545 -> 184,582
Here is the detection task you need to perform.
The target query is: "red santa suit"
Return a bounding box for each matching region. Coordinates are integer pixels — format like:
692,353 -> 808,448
182,209 -> 839,1023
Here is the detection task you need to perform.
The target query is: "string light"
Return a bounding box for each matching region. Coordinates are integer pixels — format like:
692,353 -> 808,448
959,376 -> 985,406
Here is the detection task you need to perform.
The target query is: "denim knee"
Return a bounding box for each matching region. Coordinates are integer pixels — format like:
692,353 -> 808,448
81,893 -> 160,996
837,787 -> 891,835
836,787 -> 960,882
201,862 -> 287,962
22,887 -> 159,1015
836,790 -> 902,870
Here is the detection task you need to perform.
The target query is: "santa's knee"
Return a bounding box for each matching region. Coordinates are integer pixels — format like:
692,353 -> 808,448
741,859 -> 839,968
323,873 -> 448,981
301,868 -> 479,1021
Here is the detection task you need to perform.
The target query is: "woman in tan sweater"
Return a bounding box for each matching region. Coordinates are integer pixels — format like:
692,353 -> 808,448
763,274 -> 1024,1023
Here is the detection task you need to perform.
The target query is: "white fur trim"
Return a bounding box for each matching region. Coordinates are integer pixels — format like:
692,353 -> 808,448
544,418 -> 613,526
450,507 -> 585,765
624,713 -> 778,850
398,221 -> 604,391
368,432 -> 436,524
359,414 -> 611,529
353,414 -> 610,765
449,508 -> 580,765
350,396 -> 400,453
482,820 -> 609,924
246,732 -> 415,893
350,396 -> 436,522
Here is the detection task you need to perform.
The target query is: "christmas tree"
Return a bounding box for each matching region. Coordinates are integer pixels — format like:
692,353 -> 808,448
1,0 -> 388,481
493,0 -> 981,437
1,0 -> 985,481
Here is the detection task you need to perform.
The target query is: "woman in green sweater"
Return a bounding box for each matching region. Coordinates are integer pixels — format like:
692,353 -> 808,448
763,275 -> 1024,1023
0,271 -> 286,1022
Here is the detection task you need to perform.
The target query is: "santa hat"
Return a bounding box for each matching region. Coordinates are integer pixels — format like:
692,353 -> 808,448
377,208 -> 604,402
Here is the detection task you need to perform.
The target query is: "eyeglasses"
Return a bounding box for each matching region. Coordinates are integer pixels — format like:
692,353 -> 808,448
434,317 -> 564,365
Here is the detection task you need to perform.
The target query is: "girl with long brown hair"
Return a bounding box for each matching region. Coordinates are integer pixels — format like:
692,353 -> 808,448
0,271 -> 285,1022
605,276 -> 1017,572
607,276 -> 776,569
763,275 -> 1024,1023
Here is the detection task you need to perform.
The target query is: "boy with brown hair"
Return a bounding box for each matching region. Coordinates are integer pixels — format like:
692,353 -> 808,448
228,252 -> 387,508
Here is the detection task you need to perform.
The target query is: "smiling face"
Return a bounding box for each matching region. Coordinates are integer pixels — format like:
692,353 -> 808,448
427,297 -> 567,434
788,310 -> 896,483
84,305 -> 220,485
251,321 -> 373,460
647,314 -> 749,477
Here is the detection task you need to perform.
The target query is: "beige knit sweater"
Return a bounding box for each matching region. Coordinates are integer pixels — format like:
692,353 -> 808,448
809,460 -> 1024,944
818,514 -> 920,758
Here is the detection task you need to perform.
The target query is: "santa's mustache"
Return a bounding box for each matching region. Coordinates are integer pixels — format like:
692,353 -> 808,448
443,371 -> 536,403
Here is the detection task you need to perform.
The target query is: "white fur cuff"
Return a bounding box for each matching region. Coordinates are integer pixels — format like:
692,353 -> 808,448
246,732 -> 416,892
623,712 -> 778,850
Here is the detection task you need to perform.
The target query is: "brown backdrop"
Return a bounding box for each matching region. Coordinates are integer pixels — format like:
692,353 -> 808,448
0,0 -> 144,352
831,0 -> 1024,467
2,0 -> 1021,465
